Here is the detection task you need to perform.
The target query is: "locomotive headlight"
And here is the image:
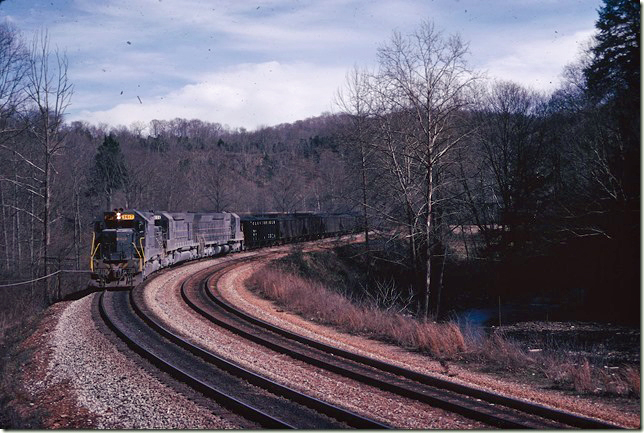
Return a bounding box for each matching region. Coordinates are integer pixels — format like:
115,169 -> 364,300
116,212 -> 122,220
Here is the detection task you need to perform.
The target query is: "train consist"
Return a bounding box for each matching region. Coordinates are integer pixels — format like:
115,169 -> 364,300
90,209 -> 358,288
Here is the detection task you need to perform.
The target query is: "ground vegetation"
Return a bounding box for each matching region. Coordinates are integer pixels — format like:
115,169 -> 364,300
0,0 -> 637,382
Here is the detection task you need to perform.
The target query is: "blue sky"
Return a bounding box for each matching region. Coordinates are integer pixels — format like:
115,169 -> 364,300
1,0 -> 601,131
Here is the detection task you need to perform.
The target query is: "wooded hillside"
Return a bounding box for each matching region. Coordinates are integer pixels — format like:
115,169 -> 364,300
0,0 -> 639,326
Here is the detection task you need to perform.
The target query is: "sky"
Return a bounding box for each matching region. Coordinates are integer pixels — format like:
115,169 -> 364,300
0,0 -> 602,131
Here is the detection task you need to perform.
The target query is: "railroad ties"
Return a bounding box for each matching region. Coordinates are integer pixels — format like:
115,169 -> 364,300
99,249 -> 622,429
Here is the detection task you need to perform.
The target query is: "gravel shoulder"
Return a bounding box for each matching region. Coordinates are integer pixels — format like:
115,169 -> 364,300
8,292 -> 245,429
216,258 -> 641,429
141,253 -> 486,429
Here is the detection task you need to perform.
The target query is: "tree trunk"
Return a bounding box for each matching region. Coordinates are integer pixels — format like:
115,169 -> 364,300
406,202 -> 417,272
74,183 -> 81,269
44,146 -> 51,301
422,162 -> 433,320
0,180 -> 7,271
30,178 -> 35,296
15,189 -> 21,275
106,187 -> 112,211
434,245 -> 447,318
360,142 -> 370,253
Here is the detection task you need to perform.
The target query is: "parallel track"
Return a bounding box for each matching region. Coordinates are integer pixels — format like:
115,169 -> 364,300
176,258 -> 621,430
99,262 -> 388,429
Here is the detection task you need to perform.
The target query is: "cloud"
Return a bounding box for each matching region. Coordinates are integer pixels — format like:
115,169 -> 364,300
4,0 -> 601,128
480,29 -> 594,91
71,61 -> 347,130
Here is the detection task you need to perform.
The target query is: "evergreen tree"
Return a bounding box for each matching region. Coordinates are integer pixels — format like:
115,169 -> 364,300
584,0 -> 640,101
579,0 -> 640,322
91,134 -> 128,210
582,0 -> 640,203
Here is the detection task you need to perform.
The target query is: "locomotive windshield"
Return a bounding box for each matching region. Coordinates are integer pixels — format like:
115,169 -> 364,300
99,229 -> 135,261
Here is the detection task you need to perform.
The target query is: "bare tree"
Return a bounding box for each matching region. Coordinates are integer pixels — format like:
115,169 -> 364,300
335,66 -> 376,251
24,30 -> 73,299
270,164 -> 306,213
0,22 -> 28,138
197,154 -> 235,212
471,81 -> 548,250
0,23 -> 28,274
375,21 -> 479,319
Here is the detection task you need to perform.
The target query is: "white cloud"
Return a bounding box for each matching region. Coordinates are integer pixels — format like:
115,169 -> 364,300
480,29 -> 594,91
4,0 -> 601,128
71,61 -> 347,130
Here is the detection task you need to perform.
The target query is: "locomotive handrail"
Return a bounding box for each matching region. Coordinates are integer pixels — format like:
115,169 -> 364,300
89,234 -> 101,272
132,238 -> 144,272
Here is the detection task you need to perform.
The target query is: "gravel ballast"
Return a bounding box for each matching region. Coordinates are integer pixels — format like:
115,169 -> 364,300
11,240 -> 639,428
142,254 -> 486,429
21,293 -> 242,429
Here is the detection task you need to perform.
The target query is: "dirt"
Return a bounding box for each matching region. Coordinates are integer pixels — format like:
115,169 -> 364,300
0,301 -> 98,429
497,321 -> 640,366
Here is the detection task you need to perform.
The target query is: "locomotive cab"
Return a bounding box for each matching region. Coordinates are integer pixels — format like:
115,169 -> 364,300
90,209 -> 147,287
97,229 -> 136,262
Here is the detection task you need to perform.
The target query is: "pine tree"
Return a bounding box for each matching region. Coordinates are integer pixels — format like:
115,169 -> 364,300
583,0 -> 640,202
91,134 -> 128,210
584,0 -> 640,101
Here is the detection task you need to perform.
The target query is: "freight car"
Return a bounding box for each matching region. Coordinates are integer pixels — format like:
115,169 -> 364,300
240,212 -> 359,248
90,209 -> 243,287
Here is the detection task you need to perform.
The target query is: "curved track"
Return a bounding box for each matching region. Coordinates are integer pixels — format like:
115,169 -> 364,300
174,256 -> 622,430
99,261 -> 388,429
99,246 -> 623,429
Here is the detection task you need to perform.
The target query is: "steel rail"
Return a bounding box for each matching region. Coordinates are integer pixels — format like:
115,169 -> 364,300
181,268 -> 545,429
130,271 -> 389,430
98,289 -> 295,429
199,262 -> 622,430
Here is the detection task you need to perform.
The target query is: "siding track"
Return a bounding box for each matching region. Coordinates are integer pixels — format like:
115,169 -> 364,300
177,257 -> 622,430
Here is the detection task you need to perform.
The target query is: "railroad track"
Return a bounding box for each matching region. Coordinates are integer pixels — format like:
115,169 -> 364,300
99,259 -> 388,429
100,250 -> 622,429
172,257 -> 621,430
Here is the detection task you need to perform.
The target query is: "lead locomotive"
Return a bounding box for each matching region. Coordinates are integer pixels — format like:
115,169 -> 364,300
90,209 -> 243,287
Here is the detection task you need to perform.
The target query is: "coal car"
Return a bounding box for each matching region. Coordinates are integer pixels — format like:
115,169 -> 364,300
240,212 -> 359,248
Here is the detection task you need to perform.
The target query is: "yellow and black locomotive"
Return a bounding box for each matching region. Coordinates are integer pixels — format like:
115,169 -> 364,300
90,209 -> 243,287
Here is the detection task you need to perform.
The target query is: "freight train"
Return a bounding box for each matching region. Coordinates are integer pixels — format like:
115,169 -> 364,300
89,209 -> 358,288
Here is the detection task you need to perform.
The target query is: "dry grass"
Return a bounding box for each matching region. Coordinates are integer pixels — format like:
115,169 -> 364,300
248,264 -> 640,398
248,267 -> 467,358
539,356 -> 641,397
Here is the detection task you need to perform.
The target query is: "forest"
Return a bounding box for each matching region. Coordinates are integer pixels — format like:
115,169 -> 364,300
0,0 -> 639,330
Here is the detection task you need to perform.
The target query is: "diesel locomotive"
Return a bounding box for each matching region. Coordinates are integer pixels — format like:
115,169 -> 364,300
90,209 -> 244,287
90,209 -> 358,288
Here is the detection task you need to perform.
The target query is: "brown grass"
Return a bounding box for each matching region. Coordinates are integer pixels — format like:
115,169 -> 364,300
539,356 -> 641,397
248,267 -> 467,358
248,263 -> 640,397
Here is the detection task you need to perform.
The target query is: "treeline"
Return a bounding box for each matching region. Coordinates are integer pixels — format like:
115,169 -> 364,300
0,24 -> 359,307
0,0 -> 639,325
335,2 -> 639,323
0,111 -> 359,295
